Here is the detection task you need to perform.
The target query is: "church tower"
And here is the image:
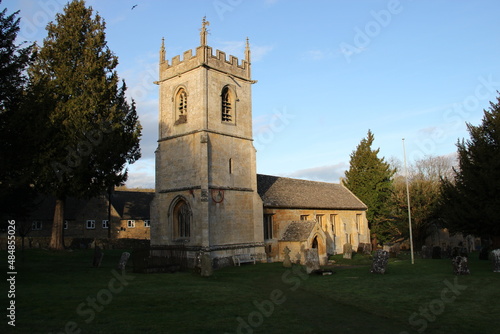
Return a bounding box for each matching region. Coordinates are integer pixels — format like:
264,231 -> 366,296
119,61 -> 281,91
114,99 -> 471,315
151,18 -> 265,267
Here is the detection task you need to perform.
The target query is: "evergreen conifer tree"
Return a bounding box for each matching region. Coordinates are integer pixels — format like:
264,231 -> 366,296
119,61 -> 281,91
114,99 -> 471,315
343,130 -> 396,246
0,0 -> 35,221
28,0 -> 141,250
440,94 -> 500,248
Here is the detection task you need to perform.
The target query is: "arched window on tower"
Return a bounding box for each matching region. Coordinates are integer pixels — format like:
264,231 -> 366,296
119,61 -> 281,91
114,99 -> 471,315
175,88 -> 187,125
173,199 -> 191,238
221,86 -> 234,124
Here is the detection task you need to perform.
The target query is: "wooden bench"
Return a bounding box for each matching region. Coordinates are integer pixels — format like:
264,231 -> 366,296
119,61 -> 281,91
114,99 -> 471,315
232,253 -> 256,266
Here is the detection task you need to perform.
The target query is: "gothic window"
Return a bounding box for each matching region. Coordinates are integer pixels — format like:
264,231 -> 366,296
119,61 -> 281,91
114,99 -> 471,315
263,214 -> 273,240
173,199 -> 191,238
221,86 -> 234,123
175,88 -> 187,125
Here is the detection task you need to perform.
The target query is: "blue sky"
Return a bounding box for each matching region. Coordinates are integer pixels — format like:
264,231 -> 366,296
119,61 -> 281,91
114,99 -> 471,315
5,0 -> 500,188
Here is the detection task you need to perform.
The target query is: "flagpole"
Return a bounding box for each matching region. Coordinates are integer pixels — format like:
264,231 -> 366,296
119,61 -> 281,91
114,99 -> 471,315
402,138 -> 415,264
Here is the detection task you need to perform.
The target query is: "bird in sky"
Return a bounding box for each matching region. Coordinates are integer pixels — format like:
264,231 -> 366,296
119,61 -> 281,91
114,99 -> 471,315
131,4 -> 138,10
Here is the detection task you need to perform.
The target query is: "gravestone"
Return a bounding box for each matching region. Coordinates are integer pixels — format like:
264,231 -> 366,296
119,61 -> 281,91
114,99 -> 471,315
343,243 -> 353,259
357,243 -> 372,255
491,249 -> 500,273
117,252 -> 131,271
304,249 -> 320,274
200,253 -> 213,277
479,246 -> 490,260
421,245 -> 428,259
432,246 -> 441,259
452,256 -> 470,275
92,246 -> 104,268
362,243 -> 372,255
282,246 -> 292,268
370,250 -> 389,274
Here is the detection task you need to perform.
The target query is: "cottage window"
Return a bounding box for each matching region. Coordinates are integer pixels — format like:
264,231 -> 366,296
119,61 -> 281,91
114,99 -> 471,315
221,86 -> 234,123
64,220 -> 69,230
86,220 -> 96,229
127,220 -> 136,228
263,214 -> 273,240
32,221 -> 42,230
144,220 -> 151,228
174,88 -> 188,125
316,214 -> 325,231
300,215 -> 309,221
102,220 -> 109,229
356,214 -> 361,231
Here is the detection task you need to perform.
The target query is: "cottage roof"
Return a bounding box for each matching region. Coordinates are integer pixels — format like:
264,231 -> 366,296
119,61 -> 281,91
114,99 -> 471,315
27,190 -> 154,221
111,191 -> 154,220
257,174 -> 367,210
280,221 -> 316,242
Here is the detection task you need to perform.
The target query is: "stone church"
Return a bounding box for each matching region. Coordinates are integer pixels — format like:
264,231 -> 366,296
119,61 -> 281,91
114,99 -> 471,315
150,19 -> 370,268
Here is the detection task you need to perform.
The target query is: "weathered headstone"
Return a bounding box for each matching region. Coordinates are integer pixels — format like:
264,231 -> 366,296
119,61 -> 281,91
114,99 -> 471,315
92,246 -> 104,268
432,246 -> 441,259
452,256 -> 470,275
117,252 -> 131,271
479,246 -> 490,260
200,253 -> 213,277
282,246 -> 292,268
370,250 -> 389,274
343,243 -> 352,259
491,249 -> 500,273
421,245 -> 428,259
362,243 -> 372,255
304,249 -> 320,274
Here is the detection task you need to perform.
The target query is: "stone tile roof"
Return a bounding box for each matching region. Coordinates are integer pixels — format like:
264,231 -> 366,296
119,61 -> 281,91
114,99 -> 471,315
112,191 -> 154,220
280,221 -> 316,242
257,174 -> 367,210
27,190 -> 154,221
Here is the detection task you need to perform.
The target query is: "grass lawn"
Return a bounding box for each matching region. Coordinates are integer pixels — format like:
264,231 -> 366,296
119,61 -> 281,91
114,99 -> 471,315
1,249 -> 499,334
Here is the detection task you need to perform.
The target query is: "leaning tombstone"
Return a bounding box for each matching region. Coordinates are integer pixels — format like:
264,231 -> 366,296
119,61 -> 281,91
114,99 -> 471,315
432,246 -> 441,259
452,256 -> 470,275
92,246 -> 104,268
371,250 -> 389,274
117,252 -> 131,271
491,249 -> 500,273
200,253 -> 213,277
343,243 -> 353,259
304,249 -> 320,274
282,246 -> 292,268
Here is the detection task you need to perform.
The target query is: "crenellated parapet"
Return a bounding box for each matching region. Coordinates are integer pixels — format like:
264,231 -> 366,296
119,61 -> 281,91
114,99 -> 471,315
159,45 -> 251,83
157,17 -> 252,84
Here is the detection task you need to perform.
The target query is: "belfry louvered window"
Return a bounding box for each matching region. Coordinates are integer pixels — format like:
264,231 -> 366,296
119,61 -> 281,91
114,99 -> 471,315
221,87 -> 233,123
175,88 -> 187,125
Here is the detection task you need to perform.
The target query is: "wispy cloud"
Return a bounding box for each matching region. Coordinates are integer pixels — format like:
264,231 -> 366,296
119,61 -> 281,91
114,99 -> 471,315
286,162 -> 348,183
214,40 -> 273,62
